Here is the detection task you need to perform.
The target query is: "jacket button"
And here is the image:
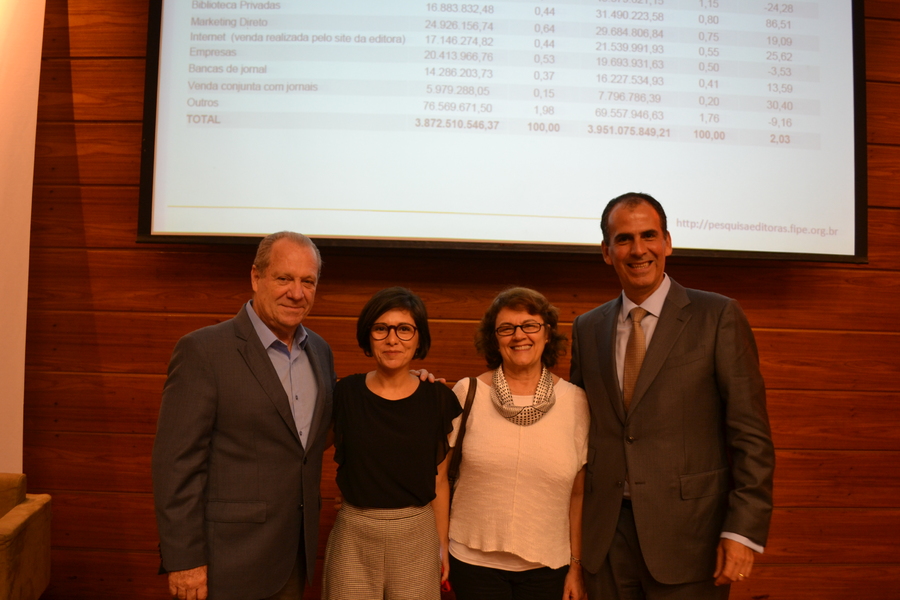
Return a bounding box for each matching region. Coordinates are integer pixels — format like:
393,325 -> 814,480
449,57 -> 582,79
625,436 -> 636,444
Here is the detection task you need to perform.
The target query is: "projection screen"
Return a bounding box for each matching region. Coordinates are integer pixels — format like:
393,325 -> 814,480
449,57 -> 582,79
138,0 -> 867,261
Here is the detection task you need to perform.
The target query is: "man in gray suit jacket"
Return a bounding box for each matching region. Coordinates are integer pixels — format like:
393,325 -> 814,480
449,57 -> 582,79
152,232 -> 334,600
570,193 -> 774,599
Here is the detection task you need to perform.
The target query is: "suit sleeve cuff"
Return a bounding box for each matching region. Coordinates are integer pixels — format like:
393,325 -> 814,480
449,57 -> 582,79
720,532 -> 765,554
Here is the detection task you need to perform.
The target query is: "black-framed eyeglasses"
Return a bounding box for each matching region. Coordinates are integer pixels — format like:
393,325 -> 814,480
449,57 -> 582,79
371,323 -> 418,341
495,322 -> 547,337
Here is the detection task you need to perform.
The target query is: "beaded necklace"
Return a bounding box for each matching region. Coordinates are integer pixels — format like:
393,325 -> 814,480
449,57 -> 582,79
490,365 -> 556,426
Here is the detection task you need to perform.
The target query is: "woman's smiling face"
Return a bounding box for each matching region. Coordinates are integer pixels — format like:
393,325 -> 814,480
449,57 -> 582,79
495,307 -> 548,373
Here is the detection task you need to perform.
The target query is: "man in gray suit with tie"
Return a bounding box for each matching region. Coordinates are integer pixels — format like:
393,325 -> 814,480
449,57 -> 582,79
570,193 -> 775,599
152,232 -> 334,600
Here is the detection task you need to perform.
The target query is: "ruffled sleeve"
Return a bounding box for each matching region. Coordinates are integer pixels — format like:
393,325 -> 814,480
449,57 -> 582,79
435,382 -> 463,465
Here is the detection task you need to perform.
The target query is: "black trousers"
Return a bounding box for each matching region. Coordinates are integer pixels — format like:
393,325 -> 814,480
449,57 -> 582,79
449,554 -> 569,600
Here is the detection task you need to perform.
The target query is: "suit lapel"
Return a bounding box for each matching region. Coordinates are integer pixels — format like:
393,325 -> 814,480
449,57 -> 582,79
233,307 -> 304,449
596,298 -> 626,424
628,280 -> 691,415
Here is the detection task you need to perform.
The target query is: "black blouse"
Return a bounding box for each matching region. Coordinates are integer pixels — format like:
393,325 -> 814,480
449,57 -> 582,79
333,374 -> 462,509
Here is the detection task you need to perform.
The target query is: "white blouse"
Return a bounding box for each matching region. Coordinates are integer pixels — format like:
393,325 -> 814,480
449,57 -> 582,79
448,377 -> 589,570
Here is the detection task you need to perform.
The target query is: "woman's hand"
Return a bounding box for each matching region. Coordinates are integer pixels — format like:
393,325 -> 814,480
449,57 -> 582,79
441,551 -> 451,583
565,467 -> 587,599
434,452 -> 452,583
562,562 -> 585,600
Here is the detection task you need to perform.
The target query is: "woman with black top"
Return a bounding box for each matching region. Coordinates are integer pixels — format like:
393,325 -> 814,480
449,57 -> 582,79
322,287 -> 461,600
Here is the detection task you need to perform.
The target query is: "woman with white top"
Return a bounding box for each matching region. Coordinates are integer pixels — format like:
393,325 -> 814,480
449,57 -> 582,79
448,287 -> 588,600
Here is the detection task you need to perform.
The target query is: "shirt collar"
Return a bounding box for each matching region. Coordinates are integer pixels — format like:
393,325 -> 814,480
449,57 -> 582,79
246,300 -> 308,350
619,274 -> 671,322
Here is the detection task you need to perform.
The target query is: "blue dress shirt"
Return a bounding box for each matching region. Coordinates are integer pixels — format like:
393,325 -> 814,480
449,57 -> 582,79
247,301 -> 318,450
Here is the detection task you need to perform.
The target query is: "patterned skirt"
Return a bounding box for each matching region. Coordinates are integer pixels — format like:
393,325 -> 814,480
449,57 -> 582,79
322,502 -> 441,600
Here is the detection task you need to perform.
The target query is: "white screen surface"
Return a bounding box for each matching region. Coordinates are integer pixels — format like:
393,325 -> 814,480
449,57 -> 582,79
146,0 -> 862,257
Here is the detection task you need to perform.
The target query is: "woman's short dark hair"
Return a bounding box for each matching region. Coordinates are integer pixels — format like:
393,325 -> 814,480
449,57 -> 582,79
356,287 -> 431,360
475,287 -> 567,370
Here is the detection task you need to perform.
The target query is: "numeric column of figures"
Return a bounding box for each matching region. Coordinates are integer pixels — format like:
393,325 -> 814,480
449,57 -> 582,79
585,0 -> 821,147
416,1 -> 595,135
416,2 -> 501,132
413,0 -> 821,147
415,1 -> 570,134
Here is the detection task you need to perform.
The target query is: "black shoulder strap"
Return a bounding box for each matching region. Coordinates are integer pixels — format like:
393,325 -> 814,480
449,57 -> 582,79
448,377 -> 477,485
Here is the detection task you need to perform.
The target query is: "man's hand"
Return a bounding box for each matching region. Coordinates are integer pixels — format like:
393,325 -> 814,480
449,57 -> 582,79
714,538 -> 754,586
411,368 -> 445,383
168,565 -> 208,600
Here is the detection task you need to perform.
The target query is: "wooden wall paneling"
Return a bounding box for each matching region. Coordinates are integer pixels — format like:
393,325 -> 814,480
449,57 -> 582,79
868,145 -> 900,208
866,206 -> 900,269
24,372 -> 163,434
866,0 -> 900,20
32,123 -> 142,185
867,82 -> 900,145
775,450 -> 900,508
24,430 -> 152,495
867,18 -> 900,83
38,58 -> 145,121
25,311 -> 230,375
731,565 -> 900,600
46,549 -> 166,600
762,508 -> 900,564
30,186 -> 141,248
24,310 -> 900,392
28,249 -> 255,314
42,0 -> 149,59
756,329 -> 900,392
767,390 -> 900,450
25,246 -> 900,329
50,491 -> 157,551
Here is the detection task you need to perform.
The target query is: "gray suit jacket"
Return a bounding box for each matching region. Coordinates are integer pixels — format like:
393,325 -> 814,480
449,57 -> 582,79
152,305 -> 335,599
570,279 -> 774,584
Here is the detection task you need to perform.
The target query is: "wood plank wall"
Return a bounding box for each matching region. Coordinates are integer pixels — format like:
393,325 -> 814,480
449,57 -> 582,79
25,0 -> 900,597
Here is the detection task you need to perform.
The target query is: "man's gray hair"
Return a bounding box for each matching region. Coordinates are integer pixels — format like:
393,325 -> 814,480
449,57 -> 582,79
253,231 -> 322,279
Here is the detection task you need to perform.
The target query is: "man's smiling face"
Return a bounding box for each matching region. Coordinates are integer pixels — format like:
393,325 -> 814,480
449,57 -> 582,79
601,200 -> 673,304
250,238 -> 319,345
